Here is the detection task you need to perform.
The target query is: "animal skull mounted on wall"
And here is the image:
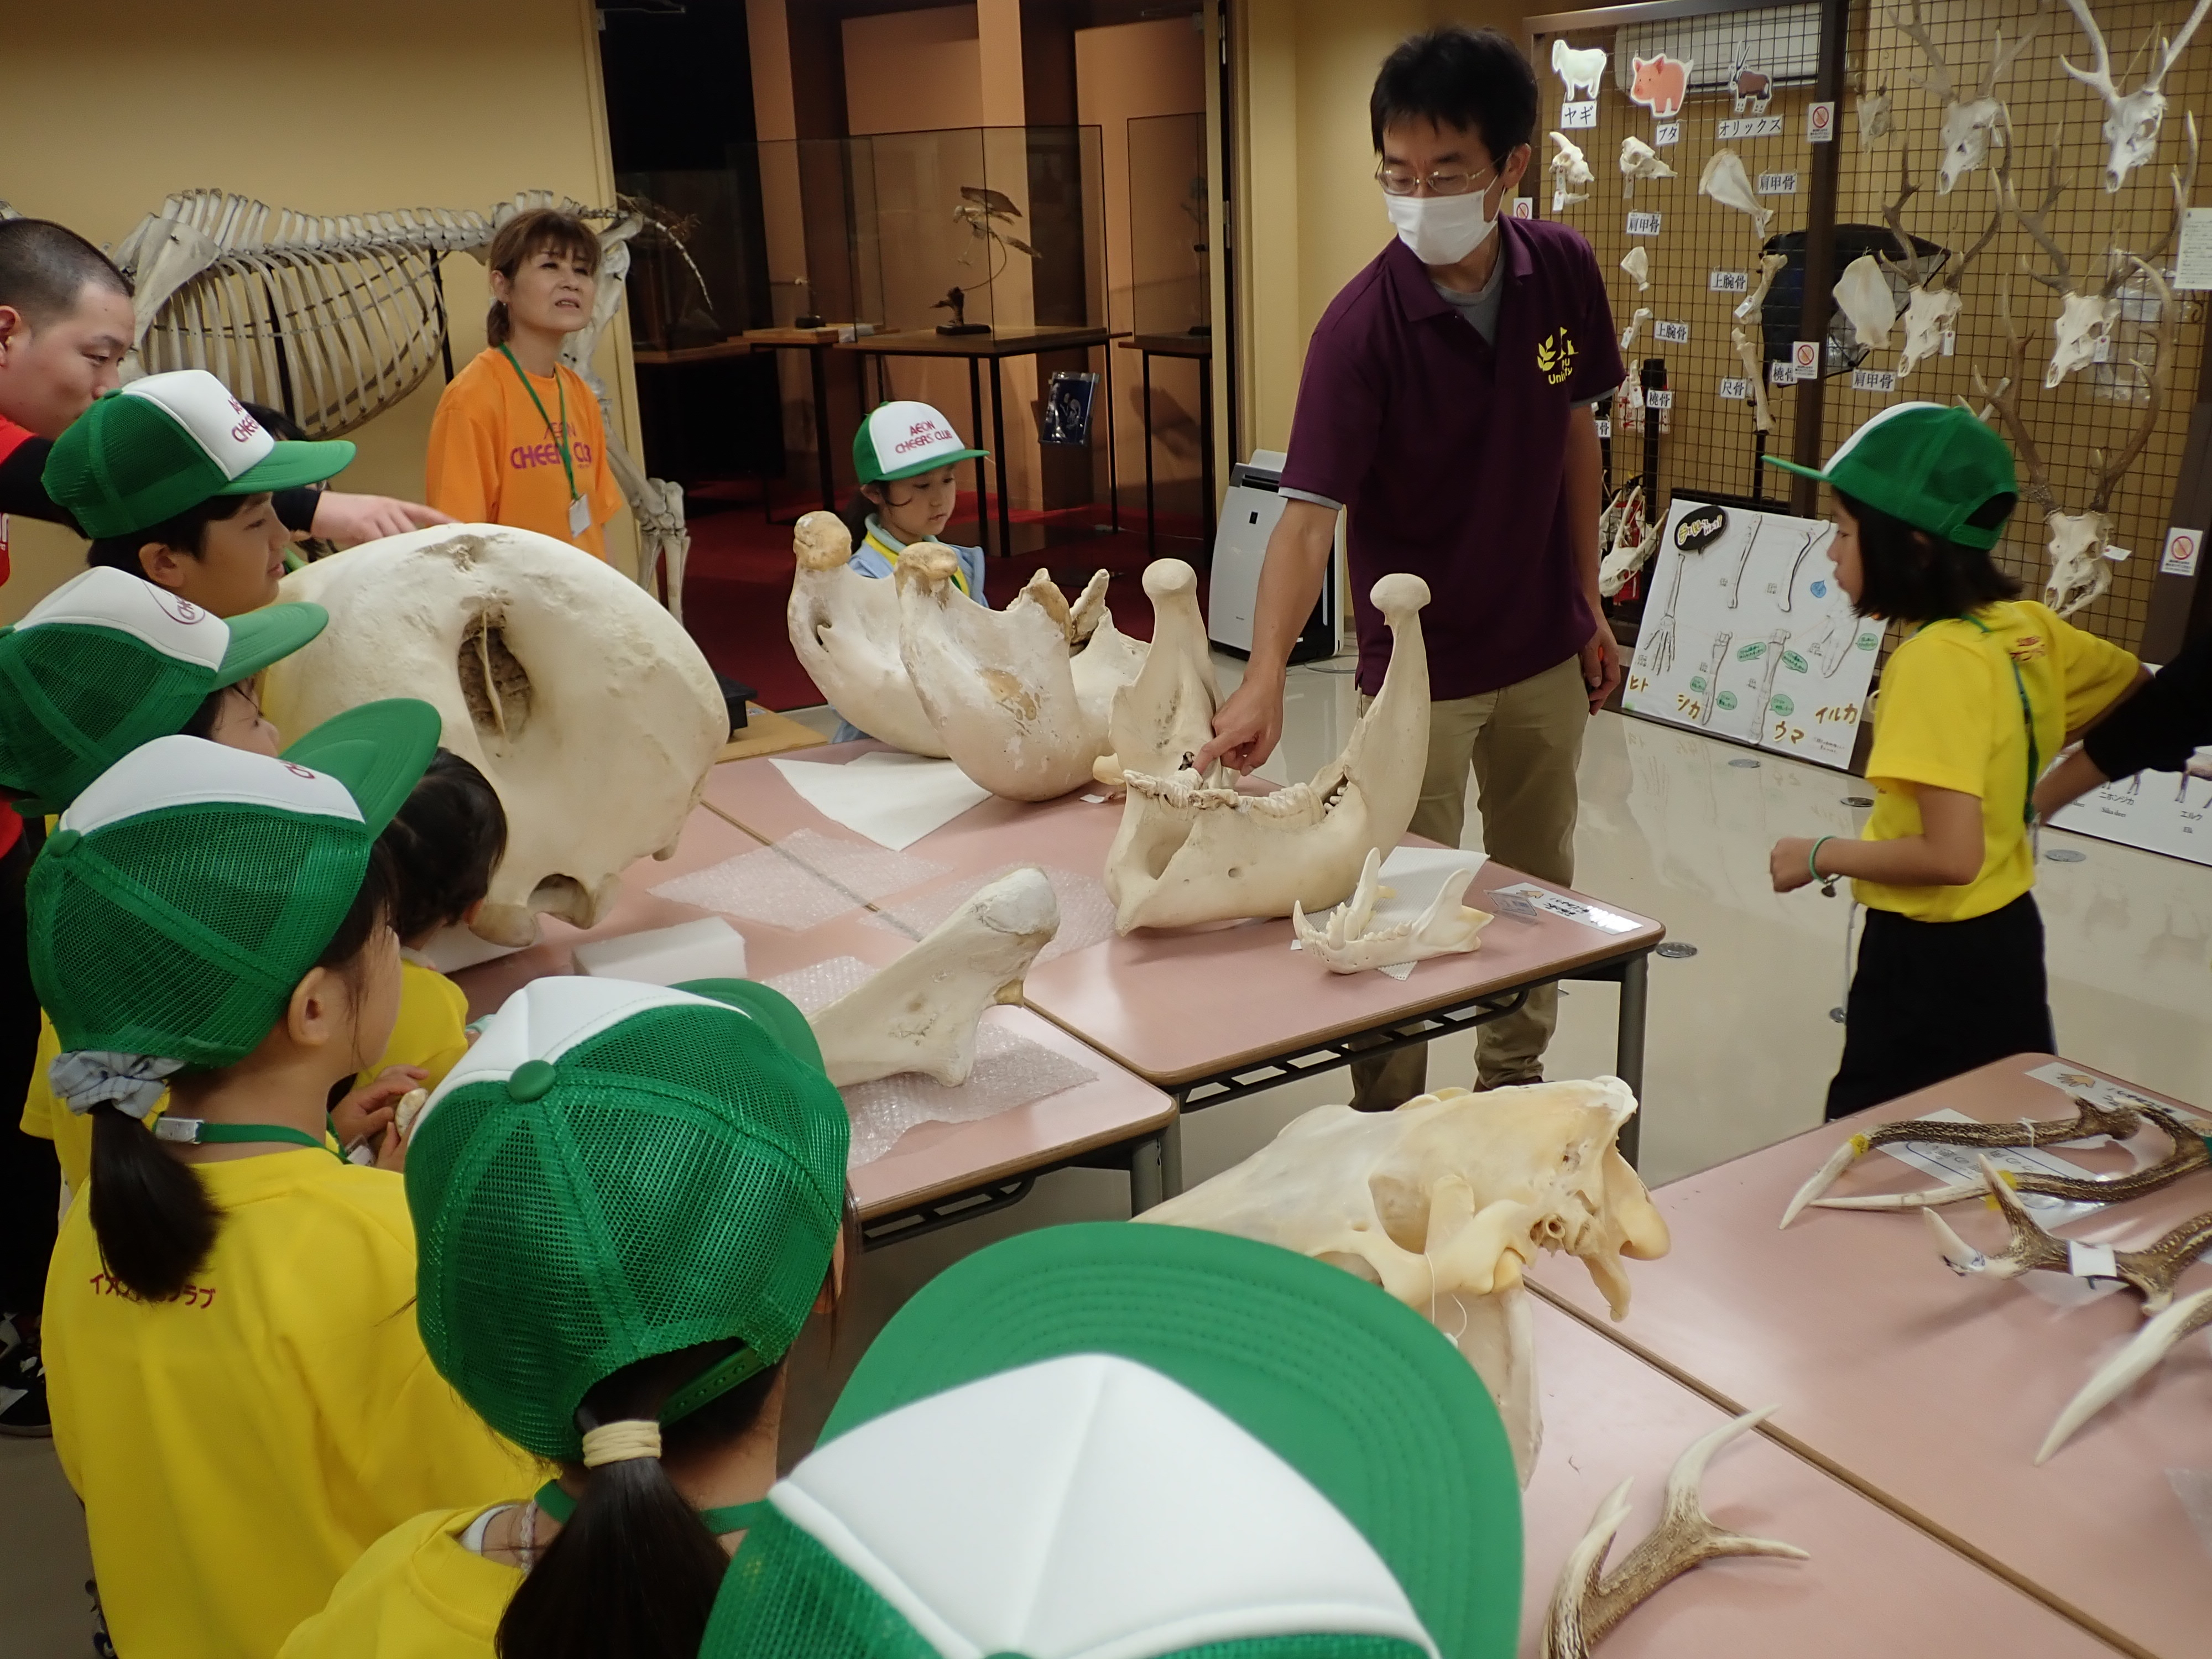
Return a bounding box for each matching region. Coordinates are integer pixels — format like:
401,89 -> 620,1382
786,512 -> 948,756
1104,573 -> 1431,932
1549,132 -> 1594,210
1896,0 -> 2048,193
262,526 -> 727,946
2060,0 -> 2212,191
1140,1079 -> 1670,1484
1619,136 -> 1676,198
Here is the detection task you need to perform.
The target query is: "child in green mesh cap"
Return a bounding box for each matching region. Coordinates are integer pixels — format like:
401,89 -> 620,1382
280,972 -> 852,1659
31,701 -> 538,1659
701,1222 -> 1525,1659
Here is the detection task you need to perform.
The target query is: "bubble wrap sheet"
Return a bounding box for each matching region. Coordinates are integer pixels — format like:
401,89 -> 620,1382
649,830 -> 946,931
864,864 -> 1117,962
766,956 -> 1097,1168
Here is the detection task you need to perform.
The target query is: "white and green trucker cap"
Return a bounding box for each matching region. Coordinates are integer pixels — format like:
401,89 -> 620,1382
852,400 -> 988,484
701,1223 -> 1522,1659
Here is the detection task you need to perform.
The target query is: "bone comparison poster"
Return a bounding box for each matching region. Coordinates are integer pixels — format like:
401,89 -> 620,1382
2047,746 -> 2212,869
1621,497 -> 1877,769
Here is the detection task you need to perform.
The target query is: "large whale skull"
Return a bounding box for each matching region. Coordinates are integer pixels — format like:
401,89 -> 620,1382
262,525 -> 726,946
1105,572 -> 1431,932
896,545 -> 1147,801
786,512 -> 947,755
1141,1079 -> 1670,1483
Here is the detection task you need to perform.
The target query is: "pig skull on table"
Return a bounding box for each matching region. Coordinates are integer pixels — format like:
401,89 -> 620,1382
1141,1078 -> 1670,1484
262,524 -> 728,947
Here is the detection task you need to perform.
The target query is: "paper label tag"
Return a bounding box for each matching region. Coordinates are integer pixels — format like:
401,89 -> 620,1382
1851,368 -> 1897,393
1561,99 -> 1599,129
1718,115 -> 1785,139
1655,319 -> 1691,345
1808,101 -> 1837,141
1770,359 -> 1797,385
1941,327 -> 1957,356
568,494 -> 592,538
1874,1108 -> 2101,1219
1757,171 -> 1801,194
1627,211 -> 1663,237
1491,882 -> 1640,933
2162,526 -> 2204,576
2178,207 -> 2212,290
1654,121 -> 1681,146
1645,388 -> 1674,409
1594,416 -> 1613,438
1710,269 -> 1750,293
2022,1060 -> 2203,1122
2068,1240 -> 2120,1280
1719,376 -> 1750,400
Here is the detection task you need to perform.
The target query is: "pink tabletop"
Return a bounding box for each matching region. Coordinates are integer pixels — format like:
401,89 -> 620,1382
1530,1054 -> 2212,1659
449,804 -> 1173,1225
1519,1297 -> 2120,1657
706,748 -> 1665,1087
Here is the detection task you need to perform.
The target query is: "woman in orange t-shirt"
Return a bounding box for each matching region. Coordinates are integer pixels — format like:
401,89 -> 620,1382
425,209 -> 625,557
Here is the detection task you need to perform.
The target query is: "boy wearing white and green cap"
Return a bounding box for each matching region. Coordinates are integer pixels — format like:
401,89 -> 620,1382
1763,404 -> 2146,1118
33,705 -> 539,1659
703,1222 -> 1525,1659
280,973 -> 850,1659
43,368 -> 357,618
832,401 -> 992,742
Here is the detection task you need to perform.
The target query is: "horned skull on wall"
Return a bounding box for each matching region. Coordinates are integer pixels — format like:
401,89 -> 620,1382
2060,0 -> 2212,191
1896,0 -> 2049,194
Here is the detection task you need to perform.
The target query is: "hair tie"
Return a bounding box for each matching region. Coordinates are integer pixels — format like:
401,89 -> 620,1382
49,1050 -> 185,1119
581,1420 -> 662,1467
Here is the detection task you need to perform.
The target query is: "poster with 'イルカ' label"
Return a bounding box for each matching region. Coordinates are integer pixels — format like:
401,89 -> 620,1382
1621,497 -> 1877,769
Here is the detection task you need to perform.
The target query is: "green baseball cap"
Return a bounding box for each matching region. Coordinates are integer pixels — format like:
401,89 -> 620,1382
404,974 -> 851,1462
1767,402 -> 2019,551
0,567 -> 327,815
703,1223 -> 1522,1659
852,400 -> 988,485
27,699 -> 442,1068
44,369 -> 356,541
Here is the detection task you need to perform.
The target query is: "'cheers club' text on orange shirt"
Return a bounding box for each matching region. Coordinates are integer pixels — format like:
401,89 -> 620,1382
424,348 -> 625,558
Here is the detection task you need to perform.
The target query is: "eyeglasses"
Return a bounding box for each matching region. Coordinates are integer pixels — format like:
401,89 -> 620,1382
1375,164 -> 1498,197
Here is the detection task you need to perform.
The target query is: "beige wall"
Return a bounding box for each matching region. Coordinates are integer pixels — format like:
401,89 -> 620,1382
0,0 -> 641,621
843,7 -> 985,133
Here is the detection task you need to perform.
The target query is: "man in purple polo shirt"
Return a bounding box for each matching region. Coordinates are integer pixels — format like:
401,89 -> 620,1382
1198,26 -> 1622,1104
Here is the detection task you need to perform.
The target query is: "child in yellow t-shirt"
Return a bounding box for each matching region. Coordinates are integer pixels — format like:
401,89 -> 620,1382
1766,405 -> 2145,1119
34,705 -> 537,1659
424,208 -> 624,558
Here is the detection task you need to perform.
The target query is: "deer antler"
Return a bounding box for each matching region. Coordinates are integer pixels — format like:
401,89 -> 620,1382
2059,0 -> 2119,100
1973,281 -> 2060,517
1879,155 -> 1931,285
2006,129 -> 2075,292
1894,0 -> 1957,105
1948,111 -> 2018,289
2132,109 -> 2201,274
2038,1285 -> 2212,1462
1980,0 -> 2050,99
2086,255 -> 2178,515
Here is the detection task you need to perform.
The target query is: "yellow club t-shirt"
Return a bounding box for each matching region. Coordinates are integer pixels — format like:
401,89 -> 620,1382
424,348 -> 625,557
279,1506 -> 523,1659
43,1150 -> 540,1659
23,961 -> 471,1193
1854,599 -> 2138,922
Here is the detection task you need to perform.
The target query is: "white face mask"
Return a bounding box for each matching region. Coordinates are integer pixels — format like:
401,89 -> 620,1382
1384,186 -> 1499,267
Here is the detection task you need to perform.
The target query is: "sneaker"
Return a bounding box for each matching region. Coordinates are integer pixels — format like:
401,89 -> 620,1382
0,1325 -> 50,1437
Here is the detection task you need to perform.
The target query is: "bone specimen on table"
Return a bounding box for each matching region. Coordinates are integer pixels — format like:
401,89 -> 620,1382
1895,0 -> 2048,194
1619,246 -> 1650,293
786,512 -> 949,756
1834,253 -> 1898,351
1092,559 -> 1219,790
807,866 -> 1058,1088
897,547 -> 1147,801
1104,575 -> 1431,932
1924,1155 -> 2212,1313
1541,1408 -> 1808,1659
1779,1092 -> 2146,1224
1553,38 -> 1609,101
1811,1104 -> 2209,1213
1619,137 -> 1676,197
1730,326 -> 1774,431
1290,848 -> 1492,973
2060,0 -> 2212,191
1598,480 -> 1652,597
1734,252 -> 1788,324
1550,132 -> 1595,210
1697,150 -> 1773,239
1139,1078 -> 1670,1483
263,525 -> 726,947
2037,1284 -> 2212,1463
1858,82 -> 1895,147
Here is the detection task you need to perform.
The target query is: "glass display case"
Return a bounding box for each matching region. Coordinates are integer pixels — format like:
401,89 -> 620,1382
1126,112 -> 1209,337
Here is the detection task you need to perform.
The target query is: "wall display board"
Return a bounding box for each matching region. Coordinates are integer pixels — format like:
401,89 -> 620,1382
1622,496 -> 1876,768
2047,747 -> 2212,867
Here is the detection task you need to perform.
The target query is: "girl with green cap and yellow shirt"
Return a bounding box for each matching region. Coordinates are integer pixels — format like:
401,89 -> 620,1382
31,703 -> 539,1659
279,972 -> 852,1659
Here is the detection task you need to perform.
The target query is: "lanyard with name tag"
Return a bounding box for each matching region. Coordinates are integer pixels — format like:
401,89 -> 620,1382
499,346 -> 591,540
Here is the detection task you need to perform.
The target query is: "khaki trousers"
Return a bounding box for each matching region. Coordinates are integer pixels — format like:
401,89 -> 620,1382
1348,654 -> 1588,1106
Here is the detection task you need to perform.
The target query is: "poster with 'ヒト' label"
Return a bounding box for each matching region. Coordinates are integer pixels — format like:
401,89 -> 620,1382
1621,497 -> 1879,769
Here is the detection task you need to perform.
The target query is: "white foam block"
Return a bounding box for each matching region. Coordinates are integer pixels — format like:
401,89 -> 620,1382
572,917 -> 749,986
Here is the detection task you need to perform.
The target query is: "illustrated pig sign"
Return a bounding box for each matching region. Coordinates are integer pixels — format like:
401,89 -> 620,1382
1629,53 -> 1694,119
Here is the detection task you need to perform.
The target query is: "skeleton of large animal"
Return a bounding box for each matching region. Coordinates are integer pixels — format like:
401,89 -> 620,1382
785,512 -> 949,755
261,525 -> 726,946
1895,0 -> 2050,194
1104,574 -> 1431,932
1289,847 -> 1492,973
1806,1102 -> 2210,1211
1542,1409 -> 1808,1659
2059,0 -> 2212,191
1092,558 -> 1218,790
1139,1079 -> 1670,1485
106,188 -> 703,615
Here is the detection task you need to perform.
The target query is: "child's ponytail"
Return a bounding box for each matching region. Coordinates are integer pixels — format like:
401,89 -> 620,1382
86,1105 -> 218,1302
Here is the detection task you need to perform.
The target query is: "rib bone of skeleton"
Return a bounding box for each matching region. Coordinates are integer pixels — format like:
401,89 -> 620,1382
1093,559 -> 1219,790
1139,1078 -> 1670,1484
1104,574 -> 1431,932
786,512 -> 948,756
1290,847 -> 1493,973
262,525 -> 726,947
807,866 -> 1058,1088
1542,1408 -> 1808,1659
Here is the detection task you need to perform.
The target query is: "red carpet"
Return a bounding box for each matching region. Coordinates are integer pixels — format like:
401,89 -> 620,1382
678,486 -> 1211,709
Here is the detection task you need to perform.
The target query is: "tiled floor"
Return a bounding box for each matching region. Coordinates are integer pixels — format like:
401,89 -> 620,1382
8,655 -> 2209,1653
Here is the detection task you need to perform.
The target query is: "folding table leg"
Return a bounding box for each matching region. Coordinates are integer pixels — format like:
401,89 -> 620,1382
1614,952 -> 1651,1168
1128,1134 -> 1165,1214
